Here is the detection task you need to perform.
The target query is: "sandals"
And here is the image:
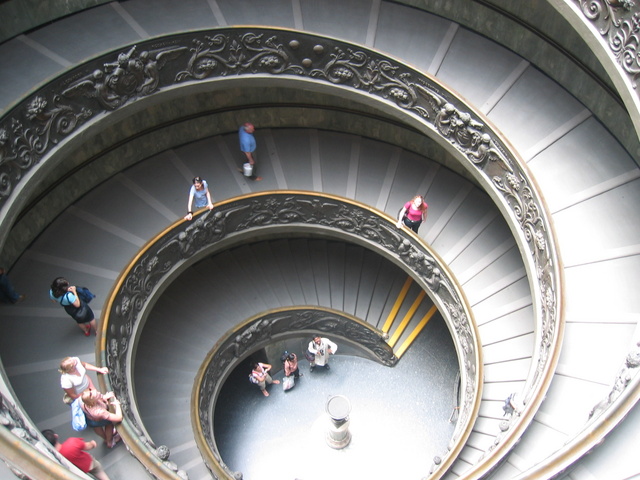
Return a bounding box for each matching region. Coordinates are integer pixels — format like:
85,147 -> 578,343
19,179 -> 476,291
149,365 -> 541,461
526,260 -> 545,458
107,433 -> 122,448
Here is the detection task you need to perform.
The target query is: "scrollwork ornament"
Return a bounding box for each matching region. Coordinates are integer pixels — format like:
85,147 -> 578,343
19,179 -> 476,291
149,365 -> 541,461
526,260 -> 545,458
100,193 -> 480,479
0,393 -> 68,477
0,25 -> 557,476
589,340 -> 640,419
195,307 -> 397,470
176,34 -> 228,81
310,48 -> 433,118
176,32 -> 303,83
0,95 -> 91,201
578,0 -> 640,87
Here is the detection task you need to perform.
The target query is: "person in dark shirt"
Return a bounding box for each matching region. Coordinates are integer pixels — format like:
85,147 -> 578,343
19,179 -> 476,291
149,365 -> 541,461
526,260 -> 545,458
0,267 -> 25,304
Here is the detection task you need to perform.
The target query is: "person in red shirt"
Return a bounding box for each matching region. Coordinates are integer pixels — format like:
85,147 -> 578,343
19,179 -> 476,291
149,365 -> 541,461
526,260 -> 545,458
42,430 -> 111,480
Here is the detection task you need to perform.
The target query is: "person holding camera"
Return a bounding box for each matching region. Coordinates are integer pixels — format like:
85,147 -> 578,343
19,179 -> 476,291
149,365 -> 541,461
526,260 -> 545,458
308,335 -> 337,371
79,389 -> 123,448
282,351 -> 302,379
250,362 -> 280,397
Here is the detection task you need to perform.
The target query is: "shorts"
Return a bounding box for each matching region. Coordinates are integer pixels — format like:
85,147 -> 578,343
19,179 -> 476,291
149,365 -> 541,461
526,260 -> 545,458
88,458 -> 105,476
85,416 -> 110,428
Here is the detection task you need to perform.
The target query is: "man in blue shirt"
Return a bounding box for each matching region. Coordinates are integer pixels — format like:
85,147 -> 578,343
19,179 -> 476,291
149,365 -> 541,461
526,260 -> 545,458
238,123 -> 262,181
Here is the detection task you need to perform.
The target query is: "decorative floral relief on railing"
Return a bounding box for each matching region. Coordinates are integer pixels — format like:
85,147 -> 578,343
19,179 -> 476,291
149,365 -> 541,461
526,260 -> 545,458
0,97 -> 91,199
105,193 -> 479,479
577,0 -> 640,88
0,392 -> 70,480
195,308 -> 396,478
0,27 -> 559,474
589,340 -> 640,419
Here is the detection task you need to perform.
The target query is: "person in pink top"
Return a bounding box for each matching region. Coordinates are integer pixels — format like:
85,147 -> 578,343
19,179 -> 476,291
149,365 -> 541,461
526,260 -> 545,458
80,389 -> 123,448
397,195 -> 428,233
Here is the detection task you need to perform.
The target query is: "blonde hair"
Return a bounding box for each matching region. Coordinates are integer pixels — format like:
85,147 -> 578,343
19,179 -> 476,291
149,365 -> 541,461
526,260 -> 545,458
58,357 -> 77,374
81,389 -> 97,407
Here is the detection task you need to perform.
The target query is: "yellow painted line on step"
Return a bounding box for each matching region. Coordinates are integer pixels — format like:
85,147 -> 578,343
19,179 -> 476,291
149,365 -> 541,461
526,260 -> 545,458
388,290 -> 426,348
382,276 -> 413,334
394,305 -> 437,359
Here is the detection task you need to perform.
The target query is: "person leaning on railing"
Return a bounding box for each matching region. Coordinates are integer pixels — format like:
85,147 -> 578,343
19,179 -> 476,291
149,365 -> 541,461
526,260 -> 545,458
80,389 -> 123,448
184,176 -> 214,221
59,356 -> 108,404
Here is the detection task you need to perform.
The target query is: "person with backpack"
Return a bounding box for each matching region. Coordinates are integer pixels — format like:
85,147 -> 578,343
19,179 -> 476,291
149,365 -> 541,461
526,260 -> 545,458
49,277 -> 98,336
79,389 -> 123,448
249,362 -> 279,397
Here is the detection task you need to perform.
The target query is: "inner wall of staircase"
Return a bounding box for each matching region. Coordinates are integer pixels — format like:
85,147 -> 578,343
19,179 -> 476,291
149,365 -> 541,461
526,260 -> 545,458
1,89 -> 530,480
133,238 -> 460,477
2,87 -> 471,268
1,0 -> 639,478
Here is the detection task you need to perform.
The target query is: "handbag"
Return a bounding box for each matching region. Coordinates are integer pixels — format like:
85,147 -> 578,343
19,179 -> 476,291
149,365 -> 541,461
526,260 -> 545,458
283,375 -> 295,391
70,398 -> 87,431
64,302 -> 89,322
60,291 -> 91,322
304,350 -> 315,363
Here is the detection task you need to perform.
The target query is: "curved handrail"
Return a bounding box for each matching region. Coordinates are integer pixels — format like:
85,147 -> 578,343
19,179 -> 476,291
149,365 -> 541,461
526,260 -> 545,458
192,306 -> 397,478
514,341 -> 640,479
0,26 -> 563,477
99,191 -> 482,480
0,392 -> 89,480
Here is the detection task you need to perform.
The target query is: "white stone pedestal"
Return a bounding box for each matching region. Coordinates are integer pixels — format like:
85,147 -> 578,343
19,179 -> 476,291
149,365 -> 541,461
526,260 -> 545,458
325,395 -> 352,449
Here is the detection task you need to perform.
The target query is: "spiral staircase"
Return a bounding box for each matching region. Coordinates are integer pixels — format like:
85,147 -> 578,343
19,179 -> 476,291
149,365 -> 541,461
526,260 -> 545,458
0,1 -> 639,480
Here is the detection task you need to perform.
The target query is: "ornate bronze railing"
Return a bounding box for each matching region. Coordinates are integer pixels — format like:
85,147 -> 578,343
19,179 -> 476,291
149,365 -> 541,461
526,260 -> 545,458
1,26 -> 562,478
0,391 -> 90,480
100,191 -> 481,479
193,307 -> 397,478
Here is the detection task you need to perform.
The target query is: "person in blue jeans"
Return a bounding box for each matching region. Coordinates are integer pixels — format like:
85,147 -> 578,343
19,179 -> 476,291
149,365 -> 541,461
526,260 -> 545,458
238,122 -> 262,181
0,267 -> 25,304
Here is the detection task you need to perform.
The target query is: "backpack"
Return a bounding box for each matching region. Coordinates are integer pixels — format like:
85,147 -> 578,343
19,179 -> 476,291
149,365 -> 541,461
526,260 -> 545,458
76,287 -> 96,304
70,398 -> 87,431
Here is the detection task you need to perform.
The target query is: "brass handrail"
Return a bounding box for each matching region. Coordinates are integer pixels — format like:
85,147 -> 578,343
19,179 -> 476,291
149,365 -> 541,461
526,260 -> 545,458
99,191 -> 482,479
